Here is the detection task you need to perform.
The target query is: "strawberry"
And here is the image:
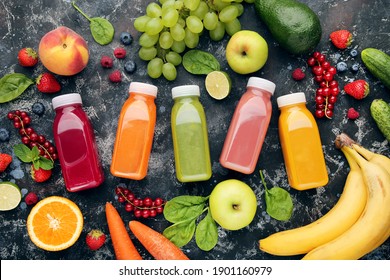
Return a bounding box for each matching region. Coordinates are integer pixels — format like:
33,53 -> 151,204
86,229 -> 106,250
36,73 -> 61,93
31,166 -> 52,182
344,80 -> 370,99
347,108 -> 360,120
109,70 -> 122,83
0,153 -> 12,173
17,47 -> 38,67
330,30 -> 353,49
292,68 -> 305,81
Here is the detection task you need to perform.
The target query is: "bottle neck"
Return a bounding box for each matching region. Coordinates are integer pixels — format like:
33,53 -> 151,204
129,92 -> 156,100
279,102 -> 307,112
247,86 -> 273,98
173,95 -> 199,102
55,103 -> 82,112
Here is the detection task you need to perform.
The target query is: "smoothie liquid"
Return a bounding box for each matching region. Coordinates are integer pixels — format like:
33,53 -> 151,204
52,93 -> 104,192
110,82 -> 158,180
277,92 -> 329,190
220,77 -> 275,174
171,85 -> 211,182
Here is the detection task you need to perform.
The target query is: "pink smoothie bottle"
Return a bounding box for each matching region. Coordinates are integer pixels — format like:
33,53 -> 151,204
52,93 -> 104,192
219,77 -> 276,174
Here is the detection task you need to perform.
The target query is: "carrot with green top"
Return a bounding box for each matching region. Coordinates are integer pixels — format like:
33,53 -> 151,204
105,202 -> 143,260
129,220 -> 190,260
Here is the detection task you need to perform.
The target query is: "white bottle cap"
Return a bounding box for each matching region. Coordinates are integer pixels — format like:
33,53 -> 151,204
171,85 -> 200,99
52,93 -> 82,109
247,77 -> 276,95
277,92 -> 306,108
129,82 -> 158,97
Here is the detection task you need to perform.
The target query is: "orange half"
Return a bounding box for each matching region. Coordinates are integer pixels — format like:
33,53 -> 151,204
27,196 -> 84,251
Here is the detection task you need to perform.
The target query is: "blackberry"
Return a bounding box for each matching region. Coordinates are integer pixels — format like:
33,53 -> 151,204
120,32 -> 133,45
0,128 -> 10,142
32,102 -> 45,116
124,60 -> 137,74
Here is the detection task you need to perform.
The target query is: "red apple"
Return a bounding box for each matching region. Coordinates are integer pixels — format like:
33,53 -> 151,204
39,26 -> 89,76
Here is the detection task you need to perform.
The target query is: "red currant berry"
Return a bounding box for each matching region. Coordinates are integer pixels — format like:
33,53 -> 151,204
154,198 -> 164,206
328,66 -> 337,75
314,75 -> 323,83
323,72 -> 334,81
125,203 -> 134,212
22,116 -> 31,125
316,103 -> 326,110
325,109 -> 334,118
48,146 -> 56,154
14,110 -> 21,116
38,135 -> 46,144
22,136 -> 30,145
307,57 -> 316,66
327,103 -> 334,110
313,52 -> 321,59
317,54 -> 326,63
13,121 -> 21,129
25,127 -> 34,135
7,112 -> 14,120
143,197 -> 153,207
126,192 -> 135,202
133,199 -> 141,207
115,186 -> 124,195
328,95 -> 337,104
30,133 -> 39,142
329,80 -> 338,88
320,81 -> 328,88
315,95 -> 325,104
51,153 -> 58,160
312,66 -> 323,76
331,87 -> 340,96
134,209 -> 142,218
20,111 -> 28,118
322,87 -> 330,97
149,209 -> 157,217
156,206 -> 164,214
315,109 -> 325,118
142,209 -> 150,218
118,196 -> 126,203
321,61 -> 331,70
19,128 -> 26,136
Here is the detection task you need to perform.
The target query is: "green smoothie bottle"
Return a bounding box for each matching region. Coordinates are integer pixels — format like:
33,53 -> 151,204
171,85 -> 212,182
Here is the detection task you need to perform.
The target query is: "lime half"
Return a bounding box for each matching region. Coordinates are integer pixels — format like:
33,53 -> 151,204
205,71 -> 231,100
0,182 -> 22,211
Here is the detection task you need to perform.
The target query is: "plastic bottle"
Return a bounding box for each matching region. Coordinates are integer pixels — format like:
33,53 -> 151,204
171,85 -> 212,182
219,77 -> 276,174
110,82 -> 158,180
52,93 -> 104,192
277,92 -> 328,190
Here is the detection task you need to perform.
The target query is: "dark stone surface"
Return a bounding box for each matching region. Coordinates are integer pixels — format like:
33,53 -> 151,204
0,0 -> 389,260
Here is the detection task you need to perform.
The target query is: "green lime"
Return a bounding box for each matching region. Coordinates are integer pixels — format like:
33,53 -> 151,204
205,71 -> 231,100
0,182 -> 22,211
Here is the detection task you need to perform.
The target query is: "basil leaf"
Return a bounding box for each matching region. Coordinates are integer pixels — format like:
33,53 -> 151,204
265,187 -> 293,221
90,17 -> 114,45
13,144 -> 33,163
163,218 -> 196,247
0,73 -> 34,103
163,195 -> 208,223
183,50 -> 220,75
195,211 -> 218,251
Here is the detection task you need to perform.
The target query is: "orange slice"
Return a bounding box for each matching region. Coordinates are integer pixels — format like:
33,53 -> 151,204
27,196 -> 84,251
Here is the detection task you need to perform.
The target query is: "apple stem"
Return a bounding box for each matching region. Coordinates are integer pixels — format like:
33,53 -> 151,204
72,1 -> 92,22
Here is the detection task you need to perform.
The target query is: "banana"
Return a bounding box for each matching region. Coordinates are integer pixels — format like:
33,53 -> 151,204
303,145 -> 390,260
352,143 -> 390,175
259,149 -> 367,256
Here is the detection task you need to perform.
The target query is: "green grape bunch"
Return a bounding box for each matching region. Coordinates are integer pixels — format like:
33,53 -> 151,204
134,0 -> 254,81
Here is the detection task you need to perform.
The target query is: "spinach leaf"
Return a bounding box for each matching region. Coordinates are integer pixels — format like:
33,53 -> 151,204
182,50 -> 220,75
72,1 -> 114,45
163,218 -> 196,247
260,170 -> 293,221
0,73 -> 34,103
195,211 -> 218,251
163,195 -> 208,223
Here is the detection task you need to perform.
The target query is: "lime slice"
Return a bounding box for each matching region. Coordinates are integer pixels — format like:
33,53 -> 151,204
0,182 -> 22,211
205,71 -> 231,100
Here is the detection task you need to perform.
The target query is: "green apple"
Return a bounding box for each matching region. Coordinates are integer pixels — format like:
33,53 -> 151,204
209,179 -> 257,230
225,30 -> 268,74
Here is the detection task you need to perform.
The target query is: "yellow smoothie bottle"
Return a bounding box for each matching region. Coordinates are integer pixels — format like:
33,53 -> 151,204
277,92 -> 328,190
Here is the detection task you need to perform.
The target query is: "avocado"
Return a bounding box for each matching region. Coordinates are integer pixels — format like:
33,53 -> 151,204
254,0 -> 322,55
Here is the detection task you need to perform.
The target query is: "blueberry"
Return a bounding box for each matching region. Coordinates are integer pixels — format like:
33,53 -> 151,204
120,32 -> 133,45
351,63 -> 360,72
124,60 -> 137,74
350,49 -> 358,57
32,102 -> 45,116
0,128 -> 10,142
336,61 -> 348,72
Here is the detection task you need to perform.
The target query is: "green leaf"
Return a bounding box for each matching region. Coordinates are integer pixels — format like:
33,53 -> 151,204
90,17 -> 114,45
0,73 -> 34,103
260,170 -> 293,221
163,195 -> 208,223
195,211 -> 218,251
13,144 -> 34,163
37,157 -> 54,170
182,50 -> 220,75
163,218 -> 196,247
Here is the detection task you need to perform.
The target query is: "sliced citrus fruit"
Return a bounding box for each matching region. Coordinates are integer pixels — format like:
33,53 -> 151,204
27,196 -> 84,251
0,181 -> 22,211
205,70 -> 231,100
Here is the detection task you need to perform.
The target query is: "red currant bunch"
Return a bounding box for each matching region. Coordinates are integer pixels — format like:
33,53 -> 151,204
7,110 -> 58,161
307,52 -> 340,119
115,185 -> 165,219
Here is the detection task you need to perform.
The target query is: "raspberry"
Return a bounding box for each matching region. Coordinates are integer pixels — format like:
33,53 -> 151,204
114,47 -> 126,59
292,68 -> 305,81
109,70 -> 122,83
100,56 -> 113,68
25,192 -> 39,205
347,108 -> 360,120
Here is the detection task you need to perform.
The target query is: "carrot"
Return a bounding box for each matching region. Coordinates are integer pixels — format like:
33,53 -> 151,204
129,220 -> 190,260
105,202 -> 143,260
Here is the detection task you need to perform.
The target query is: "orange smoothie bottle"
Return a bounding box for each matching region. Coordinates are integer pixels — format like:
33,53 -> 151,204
277,92 -> 328,190
110,82 -> 158,180
219,77 -> 276,174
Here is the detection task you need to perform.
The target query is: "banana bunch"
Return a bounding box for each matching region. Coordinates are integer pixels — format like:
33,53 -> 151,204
259,133 -> 390,260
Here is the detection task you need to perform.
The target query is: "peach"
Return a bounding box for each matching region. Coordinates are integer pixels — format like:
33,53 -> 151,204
39,26 -> 89,76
